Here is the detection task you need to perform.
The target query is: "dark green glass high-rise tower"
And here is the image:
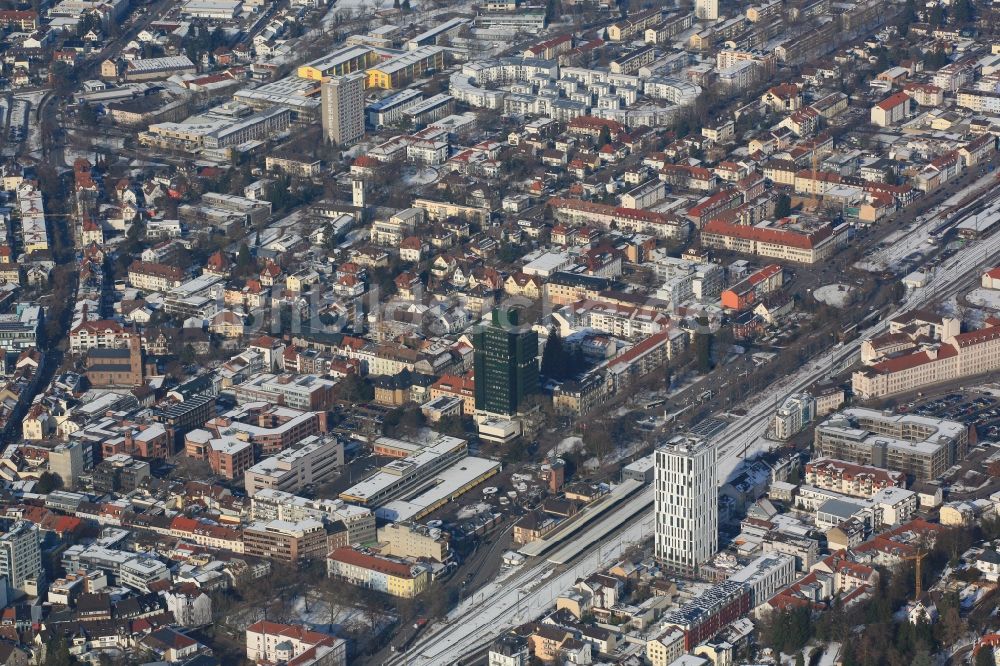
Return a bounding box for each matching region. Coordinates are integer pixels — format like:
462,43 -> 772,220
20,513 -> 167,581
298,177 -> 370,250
473,308 -> 539,416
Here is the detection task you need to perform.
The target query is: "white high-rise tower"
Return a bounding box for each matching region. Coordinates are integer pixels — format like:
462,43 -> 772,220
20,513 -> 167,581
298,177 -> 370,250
695,0 -> 719,20
0,521 -> 42,595
654,434 -> 718,575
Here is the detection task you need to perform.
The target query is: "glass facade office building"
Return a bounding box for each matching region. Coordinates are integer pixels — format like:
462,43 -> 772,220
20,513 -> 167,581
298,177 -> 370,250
473,309 -> 538,416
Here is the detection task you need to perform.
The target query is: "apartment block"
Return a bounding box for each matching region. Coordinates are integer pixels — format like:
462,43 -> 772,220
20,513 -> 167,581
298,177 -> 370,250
805,458 -> 906,498
127,261 -> 186,292
321,72 -> 366,146
853,322 -> 1000,399
242,518 -> 333,562
233,373 -> 338,410
814,408 -> 968,480
772,392 -> 815,441
376,522 -> 450,562
0,521 -> 42,593
244,435 -> 344,497
246,621 -> 346,666
250,489 -> 375,545
327,547 -> 431,598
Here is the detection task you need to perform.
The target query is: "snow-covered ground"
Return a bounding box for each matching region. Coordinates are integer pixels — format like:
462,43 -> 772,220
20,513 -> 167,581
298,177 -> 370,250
967,287 -> 1000,311
66,129 -> 126,155
456,502 -> 494,519
15,90 -> 46,160
289,594 -> 394,634
404,166 -> 438,185
291,595 -> 361,627
816,642 -> 842,666
813,283 -> 854,307
64,146 -> 100,166
942,171 -> 1000,207
263,0 -> 497,72
973,383 -> 1000,397
855,169 -> 1000,273
664,370 -> 709,399
553,436 -> 583,455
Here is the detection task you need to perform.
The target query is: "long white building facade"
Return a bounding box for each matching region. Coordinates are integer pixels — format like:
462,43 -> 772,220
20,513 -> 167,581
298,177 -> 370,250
654,434 -> 718,575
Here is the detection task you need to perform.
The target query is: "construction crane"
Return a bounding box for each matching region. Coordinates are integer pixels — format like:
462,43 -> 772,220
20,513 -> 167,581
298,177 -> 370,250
902,549 -> 928,600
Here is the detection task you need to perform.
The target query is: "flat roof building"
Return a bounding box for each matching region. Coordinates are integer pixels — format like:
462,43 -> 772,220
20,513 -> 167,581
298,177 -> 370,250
367,89 -> 423,128
243,518 -> 331,562
814,408 -> 969,480
297,46 -> 378,80
244,435 -> 344,497
339,434 -> 468,507
655,434 -> 718,576
366,46 -> 446,89
125,56 -> 197,81
321,72 -> 366,146
180,0 -> 242,19
376,455 -> 501,522
250,489 -> 375,545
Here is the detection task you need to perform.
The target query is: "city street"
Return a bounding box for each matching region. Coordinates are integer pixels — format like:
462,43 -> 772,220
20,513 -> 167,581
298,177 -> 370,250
389,182 -> 1000,664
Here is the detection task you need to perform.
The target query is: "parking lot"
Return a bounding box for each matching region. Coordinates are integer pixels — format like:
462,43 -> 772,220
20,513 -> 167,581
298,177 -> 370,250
901,390 -> 1000,441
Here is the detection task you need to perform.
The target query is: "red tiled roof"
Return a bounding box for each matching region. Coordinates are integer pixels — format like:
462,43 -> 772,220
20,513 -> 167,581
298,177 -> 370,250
171,516 -> 200,533
687,189 -> 742,217
951,324 -> 1000,348
548,197 -> 681,227
567,116 -> 625,132
766,83 -> 800,99
875,91 -> 910,111
930,150 -> 959,168
748,264 -> 782,285
328,547 -> 417,579
72,319 -> 127,335
0,10 -> 37,19
869,350 -> 936,373
526,34 -> 572,54
129,260 -> 185,281
247,621 -> 335,647
795,169 -> 843,183
432,374 -> 474,394
853,536 -> 916,558
964,134 -> 995,152
701,219 -> 834,250
206,250 -> 229,269
865,182 -> 913,196
340,335 -> 366,350
883,518 -> 944,540
43,515 -> 82,534
609,331 -> 670,368
791,107 -> 820,121
661,164 -> 713,180
189,73 -> 232,86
